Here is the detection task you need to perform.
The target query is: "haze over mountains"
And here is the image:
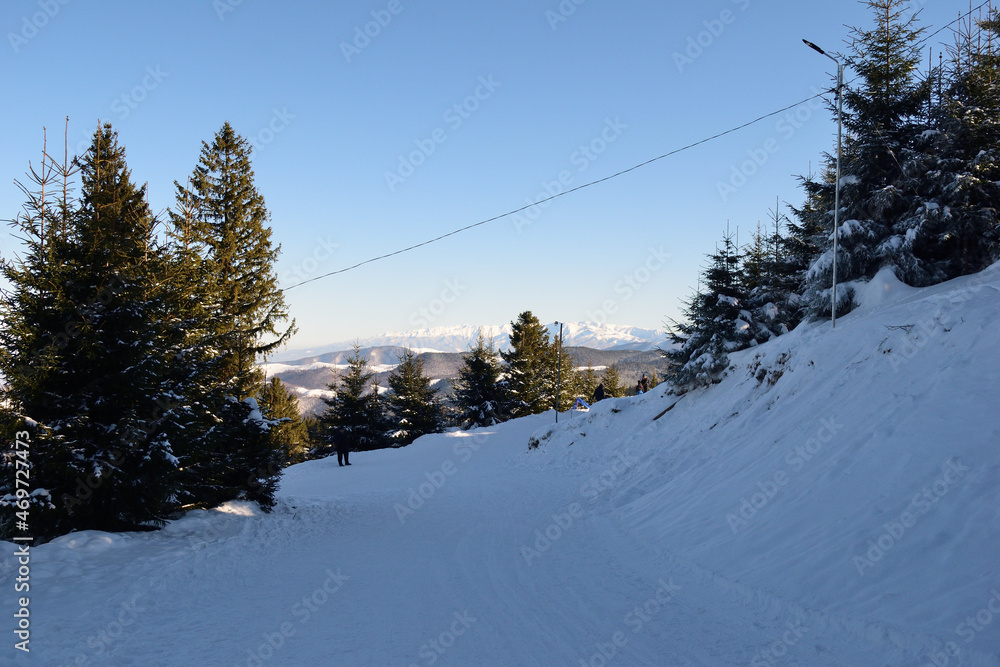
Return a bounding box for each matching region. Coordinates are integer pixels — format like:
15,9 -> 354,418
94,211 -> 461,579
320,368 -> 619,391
270,322 -> 667,362
264,322 -> 672,415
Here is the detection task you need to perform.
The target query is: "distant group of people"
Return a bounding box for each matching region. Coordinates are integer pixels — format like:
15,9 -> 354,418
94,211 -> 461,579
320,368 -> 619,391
591,373 -> 650,403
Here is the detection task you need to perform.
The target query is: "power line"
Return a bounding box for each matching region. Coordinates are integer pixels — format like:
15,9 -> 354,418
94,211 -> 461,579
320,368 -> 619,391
284,1 -> 995,292
914,0 -> 993,49
284,90 -> 828,291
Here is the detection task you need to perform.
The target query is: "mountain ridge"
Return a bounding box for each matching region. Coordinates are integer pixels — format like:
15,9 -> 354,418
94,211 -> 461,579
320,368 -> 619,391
269,321 -> 668,362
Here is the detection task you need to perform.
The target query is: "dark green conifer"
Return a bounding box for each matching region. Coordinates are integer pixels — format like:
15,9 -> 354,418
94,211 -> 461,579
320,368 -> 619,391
501,312 -> 555,418
319,345 -> 387,452
260,376 -> 312,464
1,124 -> 183,537
386,350 -> 444,446
454,331 -> 513,429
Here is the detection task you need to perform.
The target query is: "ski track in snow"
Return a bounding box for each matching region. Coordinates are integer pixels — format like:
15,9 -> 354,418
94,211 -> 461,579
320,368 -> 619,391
3,264 -> 1000,666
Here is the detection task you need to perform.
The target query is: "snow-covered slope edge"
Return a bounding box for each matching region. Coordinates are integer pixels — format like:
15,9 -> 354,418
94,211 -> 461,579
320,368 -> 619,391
526,264 -> 1000,665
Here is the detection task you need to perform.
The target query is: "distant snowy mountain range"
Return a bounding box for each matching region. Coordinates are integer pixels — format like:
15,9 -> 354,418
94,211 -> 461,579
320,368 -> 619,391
270,322 -> 667,362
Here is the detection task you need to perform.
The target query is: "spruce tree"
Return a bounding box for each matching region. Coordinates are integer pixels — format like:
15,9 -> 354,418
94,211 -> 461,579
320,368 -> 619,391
174,122 -> 295,396
743,208 -> 799,338
802,0 -> 931,315
579,364 -> 600,403
665,231 -> 757,392
899,9 -> 1000,283
788,166 -> 836,306
547,333 -> 579,415
168,123 -> 293,509
500,312 -> 556,418
260,377 -> 311,464
454,331 -> 512,429
1,124 -> 182,537
598,364 -> 625,398
386,349 -> 444,446
320,345 -> 387,452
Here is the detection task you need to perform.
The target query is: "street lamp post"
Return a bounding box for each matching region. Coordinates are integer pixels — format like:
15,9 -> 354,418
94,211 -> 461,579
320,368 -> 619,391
803,39 -> 843,328
554,321 -> 563,423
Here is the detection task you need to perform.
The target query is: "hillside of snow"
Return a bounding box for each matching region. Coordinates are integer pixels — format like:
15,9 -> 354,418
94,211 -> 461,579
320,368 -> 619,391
2,264 -> 998,666
269,321 -> 667,361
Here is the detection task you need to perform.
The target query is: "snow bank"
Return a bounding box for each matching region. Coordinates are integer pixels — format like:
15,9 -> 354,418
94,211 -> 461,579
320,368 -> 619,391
526,262 -> 1000,664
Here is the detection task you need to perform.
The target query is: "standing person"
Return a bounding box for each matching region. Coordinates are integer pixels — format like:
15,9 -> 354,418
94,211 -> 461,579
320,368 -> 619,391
640,374 -> 650,394
593,382 -> 606,402
334,428 -> 352,467
635,380 -> 644,395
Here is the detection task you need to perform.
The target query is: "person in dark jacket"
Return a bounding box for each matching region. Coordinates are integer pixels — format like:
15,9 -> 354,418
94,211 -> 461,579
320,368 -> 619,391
593,382 -> 606,402
639,374 -> 650,394
333,428 -> 352,467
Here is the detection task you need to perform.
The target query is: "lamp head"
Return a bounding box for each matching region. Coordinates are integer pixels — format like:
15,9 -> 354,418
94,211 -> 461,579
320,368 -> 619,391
802,39 -> 826,55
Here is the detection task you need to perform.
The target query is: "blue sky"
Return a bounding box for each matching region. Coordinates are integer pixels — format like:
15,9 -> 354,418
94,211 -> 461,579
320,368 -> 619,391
0,0 -> 973,351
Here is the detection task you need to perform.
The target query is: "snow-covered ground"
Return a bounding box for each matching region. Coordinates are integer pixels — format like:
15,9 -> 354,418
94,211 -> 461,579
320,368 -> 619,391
2,264 -> 999,666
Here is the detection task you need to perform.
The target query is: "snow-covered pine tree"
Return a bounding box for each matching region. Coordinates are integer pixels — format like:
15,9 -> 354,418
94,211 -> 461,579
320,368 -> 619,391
899,8 -> 1000,284
1,124 -> 183,537
743,205 -> 799,338
386,349 -> 444,446
319,345 -> 387,452
802,0 -> 932,316
788,165 -> 836,310
664,230 -> 757,392
454,331 -> 512,429
169,123 -> 293,509
501,311 -> 556,418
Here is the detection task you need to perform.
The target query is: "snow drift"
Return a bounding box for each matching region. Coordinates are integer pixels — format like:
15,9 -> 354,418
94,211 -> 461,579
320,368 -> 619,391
527,263 -> 1000,665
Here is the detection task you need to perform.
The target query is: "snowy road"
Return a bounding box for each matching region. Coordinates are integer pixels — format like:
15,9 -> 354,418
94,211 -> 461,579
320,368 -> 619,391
5,416 -> 900,666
